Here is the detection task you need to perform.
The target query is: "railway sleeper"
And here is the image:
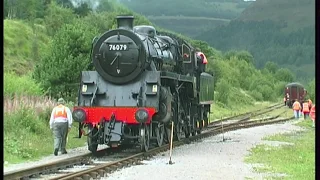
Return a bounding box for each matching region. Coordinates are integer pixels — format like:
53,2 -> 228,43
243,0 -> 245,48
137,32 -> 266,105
30,173 -> 40,178
98,169 -> 106,177
104,167 -> 112,173
117,162 -> 125,168
124,161 -> 132,166
127,159 -> 135,164
89,171 -> 99,178
110,164 -> 118,169
82,174 -> 92,180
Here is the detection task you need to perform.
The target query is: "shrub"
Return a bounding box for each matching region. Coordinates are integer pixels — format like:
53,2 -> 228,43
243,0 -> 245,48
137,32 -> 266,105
258,85 -> 275,101
250,90 -> 264,101
228,88 -> 255,106
215,79 -> 231,105
4,72 -> 44,97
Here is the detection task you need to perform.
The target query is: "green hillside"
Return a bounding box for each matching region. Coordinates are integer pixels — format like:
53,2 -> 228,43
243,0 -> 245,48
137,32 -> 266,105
238,0 -> 315,32
4,20 -> 50,75
196,0 -> 315,81
119,0 -> 252,38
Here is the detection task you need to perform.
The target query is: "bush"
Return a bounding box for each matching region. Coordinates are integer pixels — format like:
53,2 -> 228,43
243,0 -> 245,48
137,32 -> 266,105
4,72 -> 43,97
274,81 -> 288,97
228,88 -> 255,106
4,106 -> 51,159
215,79 -> 231,105
250,90 -> 264,101
258,85 -> 275,101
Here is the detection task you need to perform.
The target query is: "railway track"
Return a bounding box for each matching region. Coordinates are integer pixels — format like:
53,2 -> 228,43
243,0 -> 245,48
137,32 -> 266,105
51,115 -> 294,180
210,103 -> 283,125
3,103 -> 286,180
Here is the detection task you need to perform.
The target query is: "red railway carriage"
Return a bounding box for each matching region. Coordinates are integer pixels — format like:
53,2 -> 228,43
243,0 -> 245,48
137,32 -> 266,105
284,82 -> 307,108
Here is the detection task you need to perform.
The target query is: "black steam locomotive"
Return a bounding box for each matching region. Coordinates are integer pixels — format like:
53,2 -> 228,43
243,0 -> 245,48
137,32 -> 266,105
72,15 -> 214,152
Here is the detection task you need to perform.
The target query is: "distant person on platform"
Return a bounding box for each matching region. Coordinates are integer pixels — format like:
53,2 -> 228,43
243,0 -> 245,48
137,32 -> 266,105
49,98 -> 73,156
302,100 -> 310,120
310,105 -> 315,127
292,99 -> 301,119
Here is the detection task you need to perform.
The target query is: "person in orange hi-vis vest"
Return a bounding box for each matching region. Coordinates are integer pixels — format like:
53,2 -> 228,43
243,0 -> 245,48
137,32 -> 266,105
302,100 -> 310,120
310,105 -> 315,127
49,98 -> 73,156
292,100 -> 301,119
299,100 -> 303,117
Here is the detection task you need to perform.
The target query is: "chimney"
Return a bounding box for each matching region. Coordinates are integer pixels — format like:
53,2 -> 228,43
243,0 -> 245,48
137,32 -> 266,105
116,15 -> 134,30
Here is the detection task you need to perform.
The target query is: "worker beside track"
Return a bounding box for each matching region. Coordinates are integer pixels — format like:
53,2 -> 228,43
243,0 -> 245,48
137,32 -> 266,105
310,105 -> 315,127
302,100 -> 310,120
308,99 -> 313,111
292,100 -> 301,119
49,98 -> 73,156
299,100 -> 303,118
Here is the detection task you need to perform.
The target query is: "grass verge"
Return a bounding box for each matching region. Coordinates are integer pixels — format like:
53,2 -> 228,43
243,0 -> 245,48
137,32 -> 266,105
210,101 -> 274,121
4,19 -> 49,75
244,119 -> 315,179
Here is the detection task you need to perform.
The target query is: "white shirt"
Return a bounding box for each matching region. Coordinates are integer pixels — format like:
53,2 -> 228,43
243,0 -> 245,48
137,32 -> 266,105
49,105 -> 73,129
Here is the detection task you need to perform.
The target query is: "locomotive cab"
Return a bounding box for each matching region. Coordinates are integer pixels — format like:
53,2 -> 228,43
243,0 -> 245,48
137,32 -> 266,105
133,25 -> 157,38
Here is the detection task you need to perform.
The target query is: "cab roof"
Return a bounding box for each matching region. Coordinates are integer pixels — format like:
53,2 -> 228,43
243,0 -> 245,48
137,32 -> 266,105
285,82 -> 304,88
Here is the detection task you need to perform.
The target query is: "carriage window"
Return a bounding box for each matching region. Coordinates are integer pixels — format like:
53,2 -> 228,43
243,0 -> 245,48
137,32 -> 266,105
182,44 -> 191,63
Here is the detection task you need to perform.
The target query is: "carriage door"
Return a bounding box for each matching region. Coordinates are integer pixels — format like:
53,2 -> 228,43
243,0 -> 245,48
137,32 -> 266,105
291,86 -> 297,100
299,87 -> 306,100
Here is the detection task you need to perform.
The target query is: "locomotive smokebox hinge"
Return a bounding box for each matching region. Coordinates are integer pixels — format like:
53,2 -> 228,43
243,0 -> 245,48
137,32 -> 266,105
117,32 -> 120,40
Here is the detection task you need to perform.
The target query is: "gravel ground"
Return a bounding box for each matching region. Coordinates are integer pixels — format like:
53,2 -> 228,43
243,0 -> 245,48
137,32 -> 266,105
104,118 -> 306,180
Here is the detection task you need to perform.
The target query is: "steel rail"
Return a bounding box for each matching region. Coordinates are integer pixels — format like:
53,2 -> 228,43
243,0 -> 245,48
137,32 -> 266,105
210,103 -> 282,125
3,146 -> 127,180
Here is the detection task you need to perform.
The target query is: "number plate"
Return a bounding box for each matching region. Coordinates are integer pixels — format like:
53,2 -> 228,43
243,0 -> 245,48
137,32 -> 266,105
108,44 -> 128,51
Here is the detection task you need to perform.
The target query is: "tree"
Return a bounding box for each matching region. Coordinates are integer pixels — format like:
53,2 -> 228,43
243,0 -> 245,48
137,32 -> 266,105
33,20 -> 99,100
44,2 -> 76,36
307,78 -> 315,102
264,61 -> 278,74
4,0 -> 40,20
275,68 -> 295,82
224,50 -> 254,64
73,3 -> 92,17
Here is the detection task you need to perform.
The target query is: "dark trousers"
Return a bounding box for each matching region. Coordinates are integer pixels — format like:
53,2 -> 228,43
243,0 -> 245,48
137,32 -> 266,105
303,112 -> 309,120
53,122 -> 68,151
